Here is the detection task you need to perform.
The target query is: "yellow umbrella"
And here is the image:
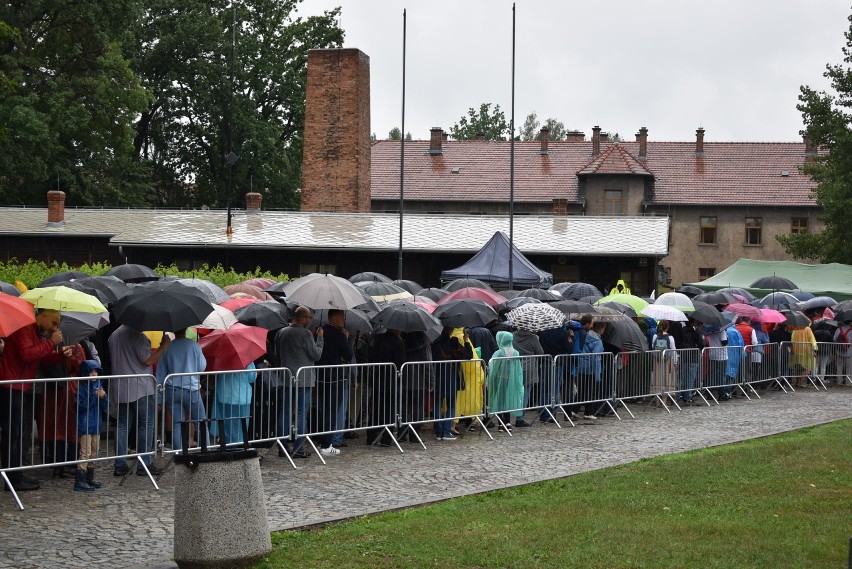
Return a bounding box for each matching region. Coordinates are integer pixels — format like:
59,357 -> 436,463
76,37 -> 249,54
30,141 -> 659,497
14,280 -> 28,293
21,286 -> 107,314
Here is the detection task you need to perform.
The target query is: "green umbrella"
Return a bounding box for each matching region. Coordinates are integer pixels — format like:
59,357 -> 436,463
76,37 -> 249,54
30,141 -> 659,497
595,293 -> 649,314
21,286 -> 107,314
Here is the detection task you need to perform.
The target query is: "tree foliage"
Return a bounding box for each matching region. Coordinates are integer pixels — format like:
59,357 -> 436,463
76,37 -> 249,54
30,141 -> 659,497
778,13 -> 852,263
0,0 -> 152,206
127,0 -> 343,209
449,103 -> 509,140
520,112 -> 568,141
388,127 -> 412,140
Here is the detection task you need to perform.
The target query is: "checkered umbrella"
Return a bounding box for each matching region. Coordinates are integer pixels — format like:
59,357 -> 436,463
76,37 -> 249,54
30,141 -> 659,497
506,303 -> 566,332
559,282 -> 603,301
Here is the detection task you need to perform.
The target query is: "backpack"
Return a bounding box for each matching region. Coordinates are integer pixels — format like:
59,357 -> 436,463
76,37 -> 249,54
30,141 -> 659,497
654,333 -> 670,352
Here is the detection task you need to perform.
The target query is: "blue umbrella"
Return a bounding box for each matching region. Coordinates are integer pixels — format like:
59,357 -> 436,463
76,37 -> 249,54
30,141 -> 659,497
801,296 -> 837,311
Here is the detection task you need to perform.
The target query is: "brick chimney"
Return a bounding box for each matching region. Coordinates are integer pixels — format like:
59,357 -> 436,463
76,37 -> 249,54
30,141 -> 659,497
430,127 -> 444,155
695,127 -> 705,156
565,130 -> 585,142
539,127 -> 550,155
245,192 -> 262,214
47,191 -> 65,228
804,134 -> 816,163
592,126 -> 601,156
636,127 -> 648,160
475,131 -> 485,141
552,198 -> 567,215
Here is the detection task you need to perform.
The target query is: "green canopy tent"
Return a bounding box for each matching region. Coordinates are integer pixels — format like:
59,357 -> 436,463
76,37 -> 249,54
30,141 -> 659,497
687,258 -> 852,301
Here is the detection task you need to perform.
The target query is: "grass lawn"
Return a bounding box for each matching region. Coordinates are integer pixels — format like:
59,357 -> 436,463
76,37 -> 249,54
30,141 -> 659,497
255,420 -> 852,569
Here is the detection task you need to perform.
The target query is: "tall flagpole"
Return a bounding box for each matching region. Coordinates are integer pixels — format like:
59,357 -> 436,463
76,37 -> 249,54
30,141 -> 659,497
508,3 -> 516,289
398,9 -> 407,280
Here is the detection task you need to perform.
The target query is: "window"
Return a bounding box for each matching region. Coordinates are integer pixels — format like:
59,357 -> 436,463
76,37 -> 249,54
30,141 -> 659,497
299,263 -> 336,277
745,217 -> 762,245
699,216 -> 717,244
698,267 -> 716,280
791,217 -> 808,234
604,190 -> 623,215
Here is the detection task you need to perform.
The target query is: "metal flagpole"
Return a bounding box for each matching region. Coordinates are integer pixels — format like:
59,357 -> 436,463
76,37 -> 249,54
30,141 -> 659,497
508,3 -> 516,289
226,2 -> 238,237
398,9 -> 407,280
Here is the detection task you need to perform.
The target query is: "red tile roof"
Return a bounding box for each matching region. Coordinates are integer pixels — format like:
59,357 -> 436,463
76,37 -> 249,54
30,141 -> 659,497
370,140 -> 817,207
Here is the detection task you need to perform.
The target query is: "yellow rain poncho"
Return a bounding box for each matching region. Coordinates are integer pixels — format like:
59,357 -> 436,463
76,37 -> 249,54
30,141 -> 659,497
452,327 -> 485,416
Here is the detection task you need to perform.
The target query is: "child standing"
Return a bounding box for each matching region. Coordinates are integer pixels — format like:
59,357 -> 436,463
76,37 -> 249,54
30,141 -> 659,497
75,360 -> 109,492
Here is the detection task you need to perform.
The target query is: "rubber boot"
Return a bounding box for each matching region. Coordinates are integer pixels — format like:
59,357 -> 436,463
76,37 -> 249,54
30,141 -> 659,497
74,469 -> 95,492
86,467 -> 102,489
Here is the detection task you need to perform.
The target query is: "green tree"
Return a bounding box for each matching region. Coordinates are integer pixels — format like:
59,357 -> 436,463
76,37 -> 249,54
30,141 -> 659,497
388,127 -> 412,140
0,0 -> 151,206
127,0 -> 343,209
449,103 -> 509,140
521,112 -> 567,141
778,13 -> 852,263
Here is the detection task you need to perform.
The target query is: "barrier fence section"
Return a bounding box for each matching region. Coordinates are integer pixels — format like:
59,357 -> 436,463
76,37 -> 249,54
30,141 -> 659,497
295,362 -> 399,461
552,352 -> 618,421
482,354 -> 556,434
1,374 -> 159,510
779,342 -> 826,390
814,341 -> 852,388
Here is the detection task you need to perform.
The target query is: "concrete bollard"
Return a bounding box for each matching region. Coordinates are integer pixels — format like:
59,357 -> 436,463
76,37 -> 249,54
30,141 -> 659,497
173,422 -> 271,569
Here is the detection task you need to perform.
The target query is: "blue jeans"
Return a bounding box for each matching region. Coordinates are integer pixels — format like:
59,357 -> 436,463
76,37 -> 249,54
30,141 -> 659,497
115,394 -> 156,468
292,387 -> 312,452
539,365 -> 563,420
165,388 -> 208,450
677,363 -> 698,401
331,385 -> 350,445
433,381 -> 456,437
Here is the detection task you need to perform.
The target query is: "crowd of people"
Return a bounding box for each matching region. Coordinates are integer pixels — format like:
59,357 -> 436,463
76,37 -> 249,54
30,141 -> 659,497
1,277 -> 850,495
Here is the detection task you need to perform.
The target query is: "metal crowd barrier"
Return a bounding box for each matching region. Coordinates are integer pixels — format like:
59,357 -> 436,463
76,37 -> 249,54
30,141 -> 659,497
1,374 -> 160,510
813,341 -> 852,387
779,341 -> 826,390
553,352 -> 618,421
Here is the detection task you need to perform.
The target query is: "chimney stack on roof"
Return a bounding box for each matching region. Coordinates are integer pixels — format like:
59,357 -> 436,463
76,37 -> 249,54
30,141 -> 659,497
592,126 -> 601,156
539,127 -> 550,155
245,192 -> 262,214
47,190 -> 65,228
565,130 -> 585,142
695,127 -> 705,156
804,134 -> 816,163
430,127 -> 443,155
637,127 -> 648,160
475,131 -> 485,141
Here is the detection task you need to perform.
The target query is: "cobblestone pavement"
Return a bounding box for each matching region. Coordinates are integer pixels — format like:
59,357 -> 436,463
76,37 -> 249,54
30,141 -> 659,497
1,387 -> 850,569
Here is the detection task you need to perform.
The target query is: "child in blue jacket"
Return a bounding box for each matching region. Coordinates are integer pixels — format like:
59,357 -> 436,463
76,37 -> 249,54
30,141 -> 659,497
75,360 -> 109,492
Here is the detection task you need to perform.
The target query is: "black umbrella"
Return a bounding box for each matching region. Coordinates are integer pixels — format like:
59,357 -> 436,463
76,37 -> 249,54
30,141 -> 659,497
0,281 -> 20,296
675,285 -> 704,297
751,275 -> 798,290
716,287 -> 756,302
498,297 -> 542,310
782,310 -> 811,327
104,263 -> 159,283
560,282 -> 603,301
499,290 -> 524,300
601,317 -> 648,351
60,311 -> 110,345
111,281 -> 214,331
755,292 -> 800,310
348,271 -> 392,284
550,300 -> 597,316
690,300 -> 726,326
801,296 -> 837,311
578,294 -> 603,304
515,288 -> 562,302
63,275 -> 129,306
548,282 -> 574,297
311,309 -> 373,335
835,309 -> 852,323
432,299 -> 498,328
693,291 -> 738,305
598,301 -> 637,318
444,278 -> 493,292
391,279 -> 423,294
415,287 -> 450,302
833,300 -> 852,312
370,301 -> 441,332
233,300 -> 292,330
354,281 -> 412,302
175,278 -> 230,304
38,271 -> 89,288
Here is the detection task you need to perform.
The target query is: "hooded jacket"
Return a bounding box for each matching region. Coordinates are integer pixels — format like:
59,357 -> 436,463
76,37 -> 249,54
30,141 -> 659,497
76,360 -> 109,435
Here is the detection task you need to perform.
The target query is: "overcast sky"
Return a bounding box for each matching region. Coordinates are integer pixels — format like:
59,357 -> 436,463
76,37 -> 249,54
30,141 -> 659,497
295,0 -> 849,142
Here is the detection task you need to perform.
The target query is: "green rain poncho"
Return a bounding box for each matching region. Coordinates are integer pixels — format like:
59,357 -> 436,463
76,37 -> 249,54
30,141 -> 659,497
486,331 -> 524,417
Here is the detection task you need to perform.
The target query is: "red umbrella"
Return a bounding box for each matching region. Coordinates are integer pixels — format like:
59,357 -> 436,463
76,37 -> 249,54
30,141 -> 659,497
0,293 -> 36,337
724,302 -> 761,319
437,287 -> 507,307
219,297 -> 261,312
198,323 -> 268,372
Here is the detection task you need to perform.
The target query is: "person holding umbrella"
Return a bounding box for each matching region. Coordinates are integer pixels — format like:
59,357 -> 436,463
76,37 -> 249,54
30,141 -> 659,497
316,310 -> 354,455
833,314 -> 852,386
156,328 -> 208,450
431,327 -> 473,441
274,306 -> 324,458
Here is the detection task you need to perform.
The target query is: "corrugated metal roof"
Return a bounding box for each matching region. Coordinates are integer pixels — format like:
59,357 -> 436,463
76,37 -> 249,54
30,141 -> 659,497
0,208 -> 670,256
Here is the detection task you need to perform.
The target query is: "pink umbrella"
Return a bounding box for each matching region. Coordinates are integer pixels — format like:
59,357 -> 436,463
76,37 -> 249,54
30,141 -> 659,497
731,293 -> 750,303
242,278 -> 277,290
437,287 -> 507,307
223,283 -> 272,300
411,295 -> 437,306
219,297 -> 261,312
414,301 -> 437,313
724,302 -> 761,319
754,308 -> 786,323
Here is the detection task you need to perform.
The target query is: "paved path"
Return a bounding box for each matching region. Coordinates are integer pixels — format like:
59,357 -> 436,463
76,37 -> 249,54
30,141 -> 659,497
1,387 -> 850,569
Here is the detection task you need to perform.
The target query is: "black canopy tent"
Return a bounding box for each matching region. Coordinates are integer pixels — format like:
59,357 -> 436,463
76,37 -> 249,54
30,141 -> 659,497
441,231 -> 553,289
